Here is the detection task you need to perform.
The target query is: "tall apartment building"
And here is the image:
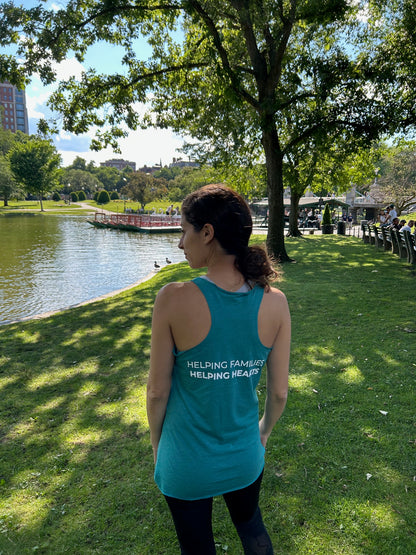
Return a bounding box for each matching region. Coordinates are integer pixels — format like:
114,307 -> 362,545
0,82 -> 29,134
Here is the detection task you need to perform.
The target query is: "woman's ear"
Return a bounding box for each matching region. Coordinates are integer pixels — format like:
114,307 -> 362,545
202,223 -> 215,243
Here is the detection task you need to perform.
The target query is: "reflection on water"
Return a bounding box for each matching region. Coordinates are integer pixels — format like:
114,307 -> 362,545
0,215 -> 184,324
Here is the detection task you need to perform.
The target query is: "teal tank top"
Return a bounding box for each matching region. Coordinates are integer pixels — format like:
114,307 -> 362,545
154,276 -> 272,500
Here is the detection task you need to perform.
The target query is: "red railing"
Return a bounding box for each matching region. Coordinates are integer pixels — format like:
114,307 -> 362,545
94,212 -> 181,228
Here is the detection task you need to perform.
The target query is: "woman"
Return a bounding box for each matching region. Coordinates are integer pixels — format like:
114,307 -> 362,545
147,185 -> 290,554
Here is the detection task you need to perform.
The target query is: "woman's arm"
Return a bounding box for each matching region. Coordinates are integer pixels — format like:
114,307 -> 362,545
147,285 -> 175,463
259,292 -> 291,448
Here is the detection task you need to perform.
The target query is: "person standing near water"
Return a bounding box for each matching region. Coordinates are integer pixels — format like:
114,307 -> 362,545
147,184 -> 291,554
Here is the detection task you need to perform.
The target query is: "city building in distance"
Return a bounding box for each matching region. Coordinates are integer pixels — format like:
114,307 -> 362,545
100,158 -> 137,171
139,158 -> 199,174
101,157 -> 198,174
169,157 -> 199,169
0,82 -> 29,134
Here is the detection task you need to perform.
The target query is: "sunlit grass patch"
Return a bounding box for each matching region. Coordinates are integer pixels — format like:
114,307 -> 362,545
338,365 -> 364,384
0,235 -> 415,553
331,498 -> 405,534
26,362 -> 100,391
289,373 -> 318,390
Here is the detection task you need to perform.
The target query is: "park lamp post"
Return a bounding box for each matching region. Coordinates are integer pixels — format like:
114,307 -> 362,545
122,178 -> 127,212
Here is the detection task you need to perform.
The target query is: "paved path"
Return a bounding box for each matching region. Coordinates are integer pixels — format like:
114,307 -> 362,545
77,202 -> 114,215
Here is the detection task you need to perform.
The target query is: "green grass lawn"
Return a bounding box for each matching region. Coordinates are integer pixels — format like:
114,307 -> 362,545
401,211 -> 416,223
0,235 -> 415,554
0,200 -> 91,215
0,199 -> 173,216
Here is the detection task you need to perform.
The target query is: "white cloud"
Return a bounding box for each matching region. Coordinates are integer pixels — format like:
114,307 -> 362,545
52,57 -> 85,81
56,127 -> 184,168
23,53 -> 185,168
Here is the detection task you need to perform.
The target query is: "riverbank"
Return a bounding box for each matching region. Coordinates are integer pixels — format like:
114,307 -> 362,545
0,214 -> 184,325
1,235 -> 415,554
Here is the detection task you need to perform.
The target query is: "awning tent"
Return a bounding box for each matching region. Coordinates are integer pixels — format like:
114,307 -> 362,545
252,196 -> 351,209
288,196 -> 351,209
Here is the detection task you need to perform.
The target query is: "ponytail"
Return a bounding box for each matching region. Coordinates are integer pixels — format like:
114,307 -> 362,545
235,245 -> 278,290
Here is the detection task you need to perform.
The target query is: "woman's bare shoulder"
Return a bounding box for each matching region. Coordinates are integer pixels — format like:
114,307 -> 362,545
264,286 -> 288,305
155,281 -> 199,306
261,286 -> 290,321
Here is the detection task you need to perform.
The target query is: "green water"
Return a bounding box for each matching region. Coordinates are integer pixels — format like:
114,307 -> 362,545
0,214 -> 182,324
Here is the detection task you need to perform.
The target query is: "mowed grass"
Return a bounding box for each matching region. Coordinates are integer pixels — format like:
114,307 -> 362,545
0,235 -> 415,554
0,200 -> 92,215
0,199 -> 174,215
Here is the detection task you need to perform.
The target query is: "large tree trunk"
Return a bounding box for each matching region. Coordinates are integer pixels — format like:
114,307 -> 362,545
262,123 -> 292,263
287,190 -> 302,237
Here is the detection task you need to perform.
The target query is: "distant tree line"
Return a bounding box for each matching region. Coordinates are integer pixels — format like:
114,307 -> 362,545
0,128 -> 224,208
1,126 -> 415,215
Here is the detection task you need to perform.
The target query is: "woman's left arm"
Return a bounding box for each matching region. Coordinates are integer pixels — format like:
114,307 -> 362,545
147,285 -> 176,463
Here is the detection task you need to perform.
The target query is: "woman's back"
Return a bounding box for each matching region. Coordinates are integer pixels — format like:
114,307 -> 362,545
162,278 -> 286,353
154,277 -> 277,500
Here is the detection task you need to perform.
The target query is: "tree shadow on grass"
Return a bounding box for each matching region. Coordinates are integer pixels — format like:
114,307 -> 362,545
264,236 -> 416,553
0,264 -> 195,554
1,241 -> 415,554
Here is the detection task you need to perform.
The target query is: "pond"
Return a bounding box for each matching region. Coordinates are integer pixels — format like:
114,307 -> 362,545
0,214 -> 184,325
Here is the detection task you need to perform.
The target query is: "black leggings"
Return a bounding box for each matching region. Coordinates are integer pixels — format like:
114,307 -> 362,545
164,471 -> 273,555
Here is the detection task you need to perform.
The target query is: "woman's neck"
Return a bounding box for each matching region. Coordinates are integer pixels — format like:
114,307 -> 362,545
205,257 -> 245,292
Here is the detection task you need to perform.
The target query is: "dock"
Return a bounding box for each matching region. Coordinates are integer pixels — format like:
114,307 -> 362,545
88,212 -> 182,233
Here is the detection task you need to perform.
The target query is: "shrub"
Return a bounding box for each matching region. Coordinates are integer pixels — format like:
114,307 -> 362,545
110,191 -> 119,200
322,203 -> 332,226
70,191 -> 79,202
97,190 -> 110,204
77,190 -> 87,201
52,192 -> 61,202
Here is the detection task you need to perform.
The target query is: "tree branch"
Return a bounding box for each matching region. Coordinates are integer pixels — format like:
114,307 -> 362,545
42,2 -> 184,51
230,0 -> 267,82
185,0 -> 259,110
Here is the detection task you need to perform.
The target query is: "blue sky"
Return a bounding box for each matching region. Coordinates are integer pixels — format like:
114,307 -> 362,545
19,1 -> 186,168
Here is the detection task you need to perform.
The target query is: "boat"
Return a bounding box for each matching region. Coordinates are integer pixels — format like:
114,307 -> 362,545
88,212 -> 182,233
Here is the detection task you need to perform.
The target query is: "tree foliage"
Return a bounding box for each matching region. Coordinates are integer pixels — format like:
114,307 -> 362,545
166,166 -> 219,202
0,155 -> 18,206
60,168 -> 101,195
121,172 -> 167,209
96,189 -> 110,204
2,1 -> 416,258
371,142 -> 416,215
322,203 -> 332,226
0,127 -> 16,157
90,166 -> 122,192
8,137 -> 61,211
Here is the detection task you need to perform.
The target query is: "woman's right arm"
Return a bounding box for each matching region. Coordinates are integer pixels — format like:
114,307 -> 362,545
259,292 -> 291,447
147,285 -> 176,463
